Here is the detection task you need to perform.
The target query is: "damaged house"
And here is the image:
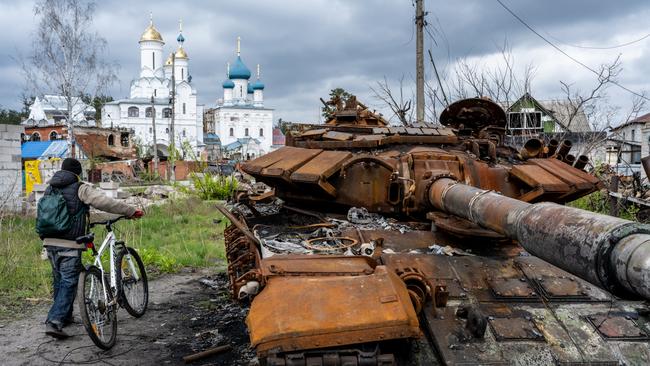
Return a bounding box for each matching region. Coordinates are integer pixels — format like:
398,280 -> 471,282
605,113 -> 650,177
504,93 -> 606,163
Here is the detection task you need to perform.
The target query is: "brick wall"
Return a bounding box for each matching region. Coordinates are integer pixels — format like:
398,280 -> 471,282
0,124 -> 24,212
150,160 -> 200,181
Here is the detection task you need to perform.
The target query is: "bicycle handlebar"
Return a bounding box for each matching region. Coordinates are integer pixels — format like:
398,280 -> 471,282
89,215 -> 128,228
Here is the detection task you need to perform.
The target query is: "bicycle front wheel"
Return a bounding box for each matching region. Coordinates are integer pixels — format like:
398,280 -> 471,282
117,247 -> 149,318
77,266 -> 117,350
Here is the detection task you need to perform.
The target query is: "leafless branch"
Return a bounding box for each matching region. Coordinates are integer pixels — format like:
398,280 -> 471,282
370,76 -> 413,126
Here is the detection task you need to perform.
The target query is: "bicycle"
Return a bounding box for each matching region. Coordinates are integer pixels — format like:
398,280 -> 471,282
75,216 -> 149,349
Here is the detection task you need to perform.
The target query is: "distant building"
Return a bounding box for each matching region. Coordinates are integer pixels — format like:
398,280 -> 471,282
605,113 -> 650,177
21,95 -> 96,141
272,128 -> 285,150
204,133 -> 221,161
208,38 -> 273,160
22,125 -> 136,161
102,17 -> 204,156
504,93 -> 605,162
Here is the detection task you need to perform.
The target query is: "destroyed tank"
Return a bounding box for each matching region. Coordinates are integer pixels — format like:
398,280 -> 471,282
218,96 -> 650,365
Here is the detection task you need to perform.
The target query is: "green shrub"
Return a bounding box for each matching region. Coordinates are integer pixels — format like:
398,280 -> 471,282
189,173 -> 238,200
569,190 -> 640,221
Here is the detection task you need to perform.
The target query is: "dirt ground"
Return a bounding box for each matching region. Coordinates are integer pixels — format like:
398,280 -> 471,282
0,269 -> 255,366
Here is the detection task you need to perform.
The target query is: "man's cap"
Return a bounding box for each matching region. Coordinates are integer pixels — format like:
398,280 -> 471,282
61,158 -> 82,176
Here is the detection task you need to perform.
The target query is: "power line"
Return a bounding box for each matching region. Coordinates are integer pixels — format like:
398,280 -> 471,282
494,0 -> 649,101
546,31 -> 650,50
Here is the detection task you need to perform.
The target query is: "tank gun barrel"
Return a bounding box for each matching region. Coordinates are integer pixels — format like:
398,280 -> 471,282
428,177 -> 650,300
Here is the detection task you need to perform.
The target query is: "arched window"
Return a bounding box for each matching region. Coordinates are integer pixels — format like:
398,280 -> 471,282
31,132 -> 41,142
128,107 -> 139,117
181,68 -> 184,80
245,128 -> 249,137
259,128 -> 264,137
163,108 -> 172,118
152,52 -> 155,69
49,131 -> 58,140
165,127 -> 169,134
182,103 -> 186,114
145,107 -> 154,118
107,134 -> 114,146
229,127 -> 234,137
120,133 -> 129,147
182,129 -> 186,137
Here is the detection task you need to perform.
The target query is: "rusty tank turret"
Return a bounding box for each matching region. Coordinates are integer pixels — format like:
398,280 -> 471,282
219,96 -> 650,365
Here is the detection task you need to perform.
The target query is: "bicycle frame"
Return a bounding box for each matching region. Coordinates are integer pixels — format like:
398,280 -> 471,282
89,225 -> 140,307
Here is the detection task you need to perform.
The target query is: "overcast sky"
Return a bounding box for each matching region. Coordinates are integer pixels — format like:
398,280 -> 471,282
1,0 -> 649,125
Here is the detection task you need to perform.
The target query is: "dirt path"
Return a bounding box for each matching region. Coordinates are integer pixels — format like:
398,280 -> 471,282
0,270 -> 254,366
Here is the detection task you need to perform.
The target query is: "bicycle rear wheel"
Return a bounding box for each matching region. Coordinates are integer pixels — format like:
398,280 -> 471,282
77,266 -> 117,350
117,247 -> 149,318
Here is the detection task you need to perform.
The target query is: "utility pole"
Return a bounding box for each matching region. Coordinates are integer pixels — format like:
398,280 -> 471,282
168,53 -> 176,181
415,0 -> 425,123
150,95 -> 159,177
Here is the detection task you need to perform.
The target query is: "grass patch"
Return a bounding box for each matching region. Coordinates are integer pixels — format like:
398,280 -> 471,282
568,190 -> 639,221
0,197 -> 227,320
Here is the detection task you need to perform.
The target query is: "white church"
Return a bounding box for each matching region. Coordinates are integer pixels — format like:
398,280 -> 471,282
102,17 -> 204,156
210,38 -> 274,160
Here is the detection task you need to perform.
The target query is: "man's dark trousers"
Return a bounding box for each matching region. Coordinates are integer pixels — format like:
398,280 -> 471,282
45,247 -> 82,327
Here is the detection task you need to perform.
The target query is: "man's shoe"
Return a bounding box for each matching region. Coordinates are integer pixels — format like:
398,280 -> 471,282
62,317 -> 80,327
45,323 -> 70,339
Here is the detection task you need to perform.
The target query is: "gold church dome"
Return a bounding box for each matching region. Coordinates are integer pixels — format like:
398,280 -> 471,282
175,46 -> 188,59
140,23 -> 164,43
165,53 -> 174,65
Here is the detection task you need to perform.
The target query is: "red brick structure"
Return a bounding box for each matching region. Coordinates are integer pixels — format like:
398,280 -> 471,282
23,126 -> 136,160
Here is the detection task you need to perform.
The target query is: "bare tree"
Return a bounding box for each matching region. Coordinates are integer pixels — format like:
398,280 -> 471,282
554,56 -> 646,162
370,76 -> 413,126
20,0 -> 117,157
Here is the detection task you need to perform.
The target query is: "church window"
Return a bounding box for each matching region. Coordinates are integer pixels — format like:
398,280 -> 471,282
49,131 -> 58,140
245,128 -> 249,137
182,103 -> 186,114
240,86 -> 243,97
163,108 -> 172,118
154,89 -> 157,97
165,127 -> 169,134
146,107 -> 154,118
121,133 -> 129,147
32,132 -> 41,142
259,128 -> 264,137
181,68 -> 184,80
149,127 -> 152,133
128,107 -> 139,117
108,134 -> 115,146
182,129 -> 186,137
152,52 -> 155,69
229,128 -> 234,136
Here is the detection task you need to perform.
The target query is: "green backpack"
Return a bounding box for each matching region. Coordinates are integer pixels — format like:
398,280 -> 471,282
36,188 -> 73,237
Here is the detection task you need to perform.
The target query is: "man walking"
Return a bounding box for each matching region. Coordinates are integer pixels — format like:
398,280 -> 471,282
40,158 -> 143,339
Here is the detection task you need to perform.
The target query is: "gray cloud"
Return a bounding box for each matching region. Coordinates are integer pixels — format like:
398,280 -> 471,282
1,0 -> 649,124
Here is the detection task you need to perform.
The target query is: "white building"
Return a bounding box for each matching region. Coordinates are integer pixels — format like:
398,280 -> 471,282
210,38 -> 273,160
605,113 -> 650,177
23,95 -> 96,127
102,18 -> 204,156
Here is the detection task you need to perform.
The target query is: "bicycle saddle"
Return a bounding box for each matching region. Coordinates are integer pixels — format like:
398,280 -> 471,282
75,233 -> 95,245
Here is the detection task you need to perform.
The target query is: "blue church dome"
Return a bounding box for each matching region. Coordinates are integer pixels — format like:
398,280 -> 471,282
247,84 -> 254,94
229,56 -> 251,80
252,80 -> 265,90
222,79 -> 235,89
177,33 -> 185,43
